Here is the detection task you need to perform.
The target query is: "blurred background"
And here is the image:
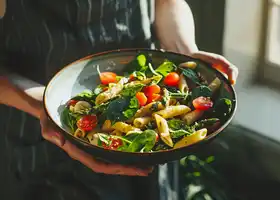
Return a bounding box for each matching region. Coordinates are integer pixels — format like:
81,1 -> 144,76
176,0 -> 280,199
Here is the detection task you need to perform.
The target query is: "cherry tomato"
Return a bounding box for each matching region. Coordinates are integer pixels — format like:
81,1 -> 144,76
68,99 -> 78,107
129,74 -> 135,81
136,92 -> 148,106
77,115 -> 98,132
147,93 -> 162,104
99,72 -> 117,85
192,96 -> 213,111
143,85 -> 161,96
164,72 -> 180,86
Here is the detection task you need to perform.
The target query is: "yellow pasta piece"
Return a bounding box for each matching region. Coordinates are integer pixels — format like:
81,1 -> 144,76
179,61 -> 197,70
154,114 -> 173,147
174,128 -> 207,149
178,74 -> 189,94
95,77 -> 128,105
86,132 -> 99,146
102,120 -> 113,132
112,122 -> 140,134
133,117 -> 152,129
154,105 -> 191,119
111,129 -> 123,136
74,128 -> 86,138
134,102 -> 164,118
182,110 -> 204,125
208,77 -> 221,93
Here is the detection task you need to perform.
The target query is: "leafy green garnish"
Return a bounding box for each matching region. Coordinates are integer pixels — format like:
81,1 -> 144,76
61,108 -> 77,132
125,54 -> 148,73
212,98 -> 232,120
71,90 -> 95,104
123,97 -> 139,119
130,71 -> 146,81
155,61 -> 176,76
191,85 -> 212,100
170,129 -> 192,139
121,83 -> 144,97
168,119 -> 184,130
180,67 -> 201,85
193,118 -> 220,130
126,130 -> 157,152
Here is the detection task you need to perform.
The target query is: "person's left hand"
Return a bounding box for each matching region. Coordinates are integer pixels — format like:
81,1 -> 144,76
190,51 -> 238,85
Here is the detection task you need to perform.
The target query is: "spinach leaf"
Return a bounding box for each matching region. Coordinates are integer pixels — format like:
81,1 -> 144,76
191,85 -> 212,100
168,119 -> 184,130
170,129 -> 192,139
121,83 -> 144,97
155,61 -> 176,76
125,54 -> 148,73
123,97 -> 139,119
102,97 -> 131,122
193,118 -> 220,130
145,121 -> 157,129
212,98 -> 232,120
61,108 -> 77,132
72,90 -> 96,104
180,67 -> 201,85
126,130 -> 157,152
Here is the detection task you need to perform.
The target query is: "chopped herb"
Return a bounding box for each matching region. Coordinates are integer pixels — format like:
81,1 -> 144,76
155,61 -> 176,76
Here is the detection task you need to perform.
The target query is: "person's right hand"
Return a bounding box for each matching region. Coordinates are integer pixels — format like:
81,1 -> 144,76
39,109 -> 152,176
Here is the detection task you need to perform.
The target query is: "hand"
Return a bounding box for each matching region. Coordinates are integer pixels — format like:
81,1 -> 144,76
39,109 -> 152,176
190,51 -> 238,85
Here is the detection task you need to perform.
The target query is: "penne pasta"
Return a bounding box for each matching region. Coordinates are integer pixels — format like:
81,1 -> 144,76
178,74 -> 189,94
95,77 -> 128,105
134,102 -> 164,118
112,122 -> 141,134
74,128 -> 86,138
179,61 -> 197,70
174,128 -> 207,149
133,117 -> 152,129
102,120 -> 114,132
87,132 -> 99,146
182,110 -> 204,125
208,77 -> 221,93
154,105 -> 191,119
154,114 -> 173,147
111,129 -> 123,136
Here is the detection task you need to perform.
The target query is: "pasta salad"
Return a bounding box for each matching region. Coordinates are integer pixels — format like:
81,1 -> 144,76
61,54 -> 233,152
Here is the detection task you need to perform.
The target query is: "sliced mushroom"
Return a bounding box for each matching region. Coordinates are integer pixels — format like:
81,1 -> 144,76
73,101 -> 91,114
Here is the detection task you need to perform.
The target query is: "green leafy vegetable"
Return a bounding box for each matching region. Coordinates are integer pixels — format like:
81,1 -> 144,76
102,97 -> 130,122
180,67 -> 201,85
71,90 -> 95,104
123,97 -> 139,119
193,118 -> 220,130
121,83 -> 144,97
155,61 -> 176,76
126,130 -> 157,152
170,129 -> 192,139
212,98 -> 232,119
125,54 -> 148,73
168,119 -> 184,130
131,71 -> 146,80
191,85 -> 212,100
61,108 -> 77,132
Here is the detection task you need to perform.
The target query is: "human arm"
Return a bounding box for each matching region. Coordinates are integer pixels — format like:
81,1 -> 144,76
0,69 -> 150,176
154,0 -> 238,84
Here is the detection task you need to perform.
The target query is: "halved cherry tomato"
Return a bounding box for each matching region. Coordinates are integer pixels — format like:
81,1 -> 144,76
99,72 -> 117,85
147,93 -> 162,104
109,138 -> 123,150
143,85 -> 161,96
192,96 -> 213,111
129,74 -> 135,81
68,99 -> 78,107
136,92 -> 148,106
164,72 -> 180,86
77,115 -> 98,132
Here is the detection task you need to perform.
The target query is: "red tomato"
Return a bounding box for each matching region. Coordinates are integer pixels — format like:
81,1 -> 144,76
108,138 -> 123,150
147,93 -> 162,104
143,85 -> 161,96
68,99 -> 78,107
164,72 -> 180,86
76,115 -> 98,132
136,92 -> 148,106
192,97 -> 213,111
129,74 -> 135,81
99,72 -> 117,85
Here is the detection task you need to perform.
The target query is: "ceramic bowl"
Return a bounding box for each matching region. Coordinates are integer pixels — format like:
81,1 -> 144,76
43,49 -> 237,165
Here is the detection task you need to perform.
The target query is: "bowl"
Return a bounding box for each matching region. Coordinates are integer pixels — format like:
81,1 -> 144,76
43,48 -> 237,165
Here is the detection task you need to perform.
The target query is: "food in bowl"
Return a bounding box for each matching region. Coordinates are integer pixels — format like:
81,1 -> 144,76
61,54 -> 232,152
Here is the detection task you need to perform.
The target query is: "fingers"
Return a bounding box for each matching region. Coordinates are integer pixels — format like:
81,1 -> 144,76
191,51 -> 238,85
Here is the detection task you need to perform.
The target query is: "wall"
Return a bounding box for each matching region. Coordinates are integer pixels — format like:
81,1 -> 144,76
223,0 -> 280,142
